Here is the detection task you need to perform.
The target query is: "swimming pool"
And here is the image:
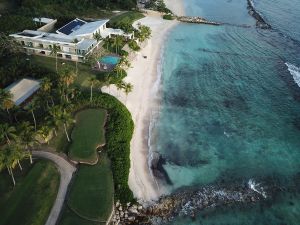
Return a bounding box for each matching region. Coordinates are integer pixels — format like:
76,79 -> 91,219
99,55 -> 120,65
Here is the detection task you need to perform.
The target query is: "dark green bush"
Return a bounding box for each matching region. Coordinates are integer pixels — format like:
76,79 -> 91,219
163,14 -> 175,20
128,40 -> 141,51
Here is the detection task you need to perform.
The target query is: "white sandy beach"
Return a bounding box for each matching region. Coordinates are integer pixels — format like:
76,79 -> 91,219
102,1 -> 185,202
164,0 -> 185,16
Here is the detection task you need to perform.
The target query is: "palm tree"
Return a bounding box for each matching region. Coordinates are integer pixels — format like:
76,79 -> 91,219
59,67 -> 76,102
38,125 -> 52,144
114,64 -> 123,77
93,32 -> 102,44
115,80 -> 123,97
0,89 -> 14,116
25,100 -> 37,131
46,115 -> 59,137
124,82 -> 133,103
113,36 -> 123,54
0,123 -> 16,145
18,122 -> 36,164
50,44 -> 60,72
88,77 -> 99,102
59,111 -> 73,142
0,144 -> 26,186
120,57 -> 131,70
41,78 -> 53,106
50,107 -> 73,142
103,75 -> 112,94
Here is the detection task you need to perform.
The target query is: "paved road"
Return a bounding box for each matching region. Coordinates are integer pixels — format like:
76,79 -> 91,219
32,151 -> 77,225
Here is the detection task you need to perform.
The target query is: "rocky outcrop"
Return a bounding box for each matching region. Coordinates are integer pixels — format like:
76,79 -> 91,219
247,0 -> 271,29
177,16 -> 221,26
112,179 -> 276,224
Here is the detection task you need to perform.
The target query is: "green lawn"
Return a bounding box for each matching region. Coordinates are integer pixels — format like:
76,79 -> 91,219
30,55 -> 96,88
69,109 -> 107,164
108,11 -> 145,26
0,160 -> 60,225
65,153 -> 114,222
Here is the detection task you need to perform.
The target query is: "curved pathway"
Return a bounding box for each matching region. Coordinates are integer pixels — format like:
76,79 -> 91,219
32,151 -> 77,225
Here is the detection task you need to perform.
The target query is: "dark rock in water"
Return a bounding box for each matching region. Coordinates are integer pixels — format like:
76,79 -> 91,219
150,152 -> 173,185
247,0 -> 271,29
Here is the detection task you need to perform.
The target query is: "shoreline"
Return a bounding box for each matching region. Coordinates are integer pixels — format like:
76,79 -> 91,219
102,1 -> 185,202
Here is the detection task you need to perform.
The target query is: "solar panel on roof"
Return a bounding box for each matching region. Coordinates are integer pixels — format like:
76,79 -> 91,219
58,19 -> 86,35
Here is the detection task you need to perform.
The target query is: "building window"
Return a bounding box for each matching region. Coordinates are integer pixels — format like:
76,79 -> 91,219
21,41 -> 25,46
39,43 -> 43,48
65,55 -> 71,59
57,54 -> 63,58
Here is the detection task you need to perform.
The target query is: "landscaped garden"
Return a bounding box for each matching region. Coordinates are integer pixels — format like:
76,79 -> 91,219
0,160 -> 60,225
69,109 -> 107,164
60,152 -> 114,224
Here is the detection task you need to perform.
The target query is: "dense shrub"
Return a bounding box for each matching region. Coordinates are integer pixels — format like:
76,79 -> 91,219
128,40 -> 141,51
145,0 -> 173,14
163,14 -> 175,20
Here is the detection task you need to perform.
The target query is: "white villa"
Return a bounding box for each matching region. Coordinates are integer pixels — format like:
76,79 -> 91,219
10,18 -> 134,62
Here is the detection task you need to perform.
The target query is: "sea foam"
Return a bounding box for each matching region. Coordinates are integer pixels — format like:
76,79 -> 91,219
286,62 -> 300,87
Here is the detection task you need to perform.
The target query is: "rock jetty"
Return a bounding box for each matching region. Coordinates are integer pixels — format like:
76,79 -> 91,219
112,180 -> 275,224
247,0 -> 271,29
177,16 -> 221,26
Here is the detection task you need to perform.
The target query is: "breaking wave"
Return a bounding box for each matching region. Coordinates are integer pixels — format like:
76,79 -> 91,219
286,62 -> 300,87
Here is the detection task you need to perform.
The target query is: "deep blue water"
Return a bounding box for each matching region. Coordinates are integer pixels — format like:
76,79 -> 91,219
154,0 -> 300,224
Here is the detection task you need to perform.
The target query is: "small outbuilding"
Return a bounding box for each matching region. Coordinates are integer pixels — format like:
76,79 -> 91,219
5,78 -> 41,106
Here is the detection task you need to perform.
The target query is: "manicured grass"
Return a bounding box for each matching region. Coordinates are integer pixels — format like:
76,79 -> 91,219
66,153 -> 114,221
0,160 -> 60,225
30,55 -> 96,88
58,207 -> 104,225
108,11 -> 145,26
69,109 -> 107,164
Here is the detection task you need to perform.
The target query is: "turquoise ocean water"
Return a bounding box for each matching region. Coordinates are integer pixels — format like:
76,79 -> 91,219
154,0 -> 300,224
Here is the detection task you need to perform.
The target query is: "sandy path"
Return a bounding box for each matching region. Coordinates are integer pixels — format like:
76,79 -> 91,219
32,151 -> 76,225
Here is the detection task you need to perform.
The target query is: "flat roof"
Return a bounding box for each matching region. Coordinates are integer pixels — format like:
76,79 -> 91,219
33,17 -> 55,24
69,19 -> 109,36
5,78 -> 41,106
77,39 -> 97,50
57,18 -> 86,35
38,33 -> 75,44
11,30 -> 78,44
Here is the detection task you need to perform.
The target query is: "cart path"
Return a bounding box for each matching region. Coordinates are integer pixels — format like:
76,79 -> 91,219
32,151 -> 77,225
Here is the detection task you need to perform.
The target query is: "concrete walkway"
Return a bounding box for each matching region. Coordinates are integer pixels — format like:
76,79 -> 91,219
32,151 -> 77,225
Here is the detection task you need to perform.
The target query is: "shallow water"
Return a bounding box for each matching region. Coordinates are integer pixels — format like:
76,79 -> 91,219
154,0 -> 300,223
